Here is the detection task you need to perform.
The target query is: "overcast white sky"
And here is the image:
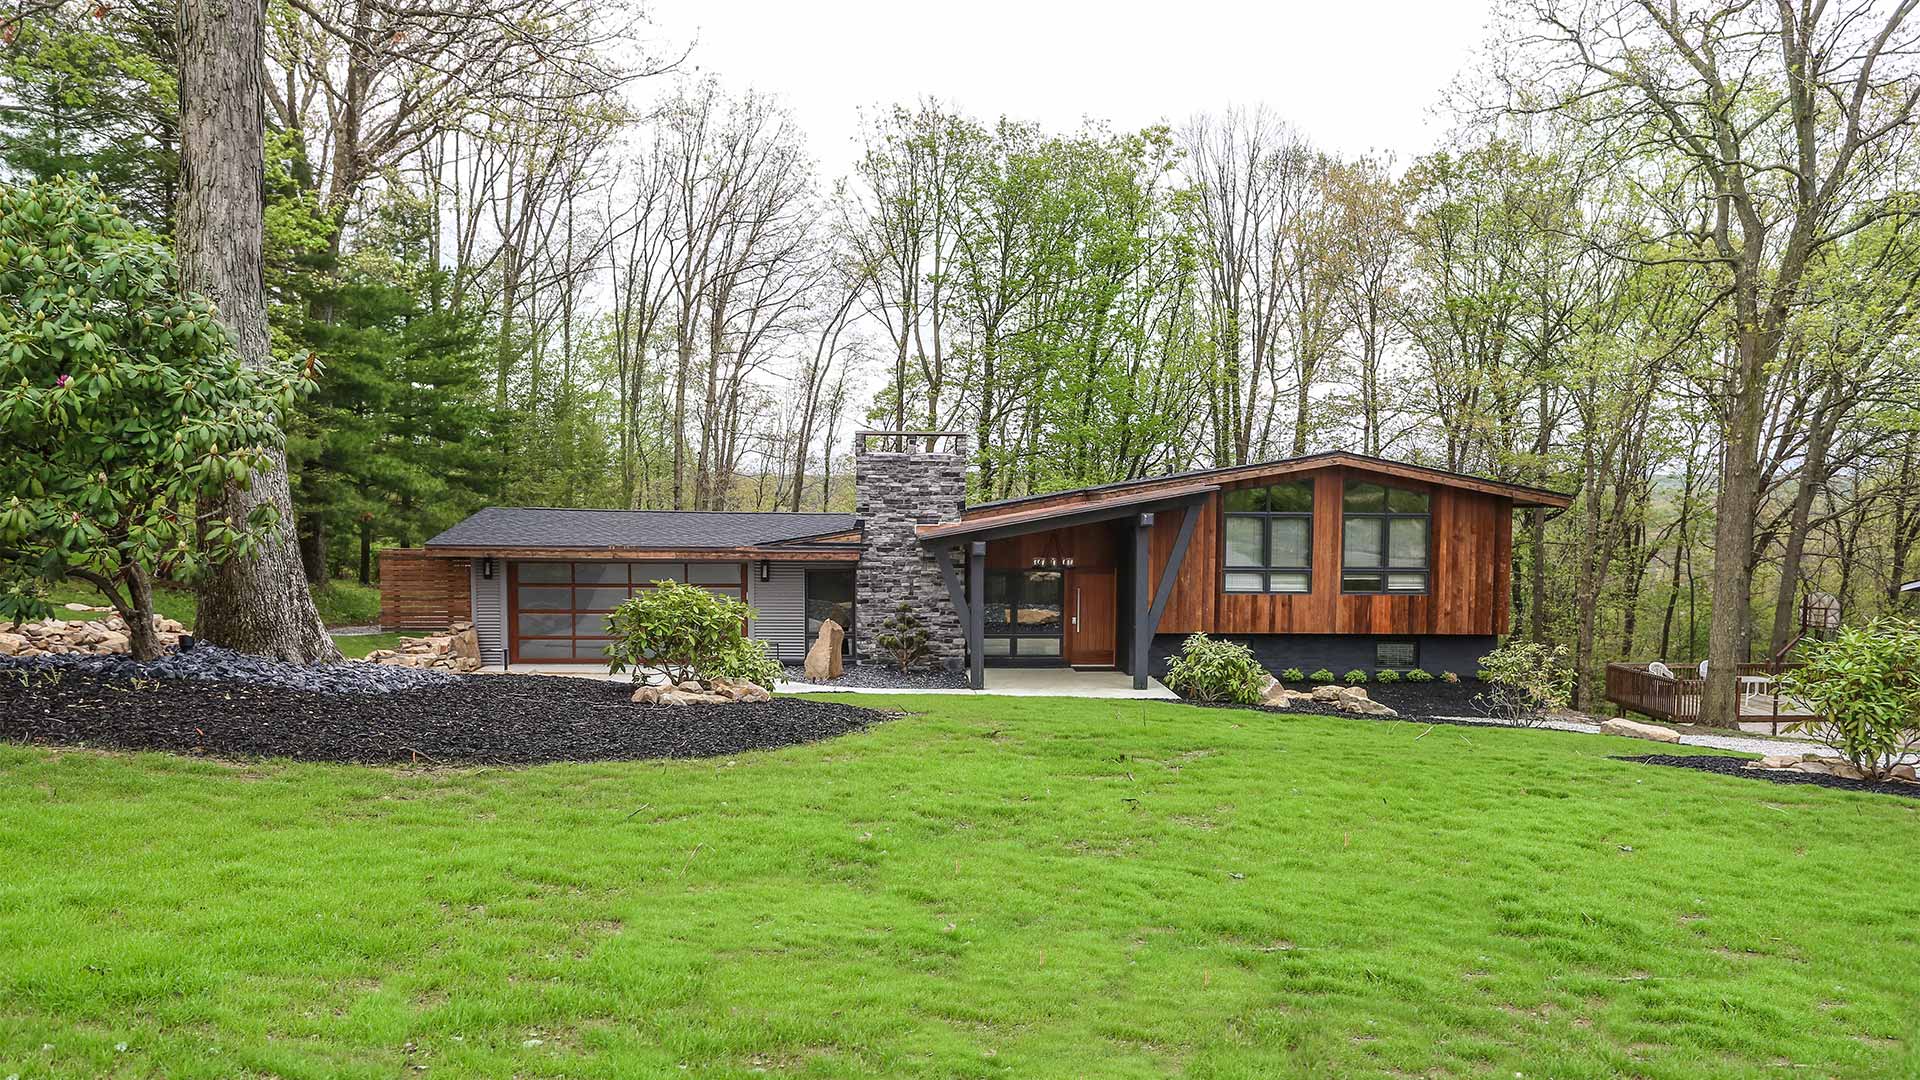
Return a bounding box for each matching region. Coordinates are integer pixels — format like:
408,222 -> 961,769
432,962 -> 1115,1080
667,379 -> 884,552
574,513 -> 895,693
643,0 -> 1498,180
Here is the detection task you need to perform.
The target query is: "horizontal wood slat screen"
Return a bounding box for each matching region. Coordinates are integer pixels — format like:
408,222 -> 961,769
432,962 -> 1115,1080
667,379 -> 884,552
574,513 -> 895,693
378,550 -> 472,631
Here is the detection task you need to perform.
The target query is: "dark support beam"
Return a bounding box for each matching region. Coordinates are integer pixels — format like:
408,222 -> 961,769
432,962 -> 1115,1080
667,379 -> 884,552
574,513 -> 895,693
967,541 -> 986,691
1133,513 -> 1153,689
1146,501 -> 1201,634
932,545 -> 971,631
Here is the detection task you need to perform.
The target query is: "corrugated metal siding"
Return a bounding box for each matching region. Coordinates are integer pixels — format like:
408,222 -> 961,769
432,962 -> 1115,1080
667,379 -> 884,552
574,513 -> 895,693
470,561 -> 507,666
750,564 -> 808,662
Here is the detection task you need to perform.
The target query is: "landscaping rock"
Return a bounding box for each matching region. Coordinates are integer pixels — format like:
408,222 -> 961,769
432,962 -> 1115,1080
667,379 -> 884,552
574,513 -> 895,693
359,628 -> 483,674
1262,684 -> 1317,708
1287,683 -> 1397,717
803,619 -> 845,681
633,677 -> 771,706
0,614 -> 186,657
1599,718 -> 1682,743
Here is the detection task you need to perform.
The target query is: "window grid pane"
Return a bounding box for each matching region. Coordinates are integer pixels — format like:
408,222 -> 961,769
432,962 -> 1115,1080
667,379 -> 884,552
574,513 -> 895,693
1387,518 -> 1429,568
1225,517 -> 1264,567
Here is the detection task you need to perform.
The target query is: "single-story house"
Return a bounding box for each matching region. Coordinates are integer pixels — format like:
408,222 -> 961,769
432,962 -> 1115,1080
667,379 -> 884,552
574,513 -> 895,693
379,432 -> 1573,688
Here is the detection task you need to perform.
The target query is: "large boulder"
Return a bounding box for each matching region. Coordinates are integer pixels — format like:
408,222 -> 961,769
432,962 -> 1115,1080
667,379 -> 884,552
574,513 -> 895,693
1599,717 -> 1682,743
803,619 -> 845,682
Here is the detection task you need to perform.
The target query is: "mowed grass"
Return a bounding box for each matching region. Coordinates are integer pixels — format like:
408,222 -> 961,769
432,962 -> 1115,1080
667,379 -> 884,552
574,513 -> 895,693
2,697 -> 1917,1079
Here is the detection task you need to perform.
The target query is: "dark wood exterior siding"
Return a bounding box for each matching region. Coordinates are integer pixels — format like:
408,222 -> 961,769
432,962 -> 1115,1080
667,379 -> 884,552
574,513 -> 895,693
1147,463 -> 1512,637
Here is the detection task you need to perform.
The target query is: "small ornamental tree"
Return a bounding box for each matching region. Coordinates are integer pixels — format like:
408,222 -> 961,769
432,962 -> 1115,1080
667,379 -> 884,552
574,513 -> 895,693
1779,619 -> 1920,781
604,580 -> 777,686
1474,641 -> 1574,728
0,177 -> 306,658
876,602 -> 930,673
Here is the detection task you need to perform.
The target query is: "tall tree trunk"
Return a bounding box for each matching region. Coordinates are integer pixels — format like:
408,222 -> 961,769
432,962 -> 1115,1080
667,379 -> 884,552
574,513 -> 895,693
1766,388 -> 1838,655
1702,329 -> 1769,726
178,0 -> 339,662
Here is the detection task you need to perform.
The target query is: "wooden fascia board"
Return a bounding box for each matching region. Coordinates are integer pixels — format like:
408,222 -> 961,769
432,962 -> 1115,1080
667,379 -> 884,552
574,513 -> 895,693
959,454 -> 1572,516
423,546 -> 859,562
917,483 -> 1221,542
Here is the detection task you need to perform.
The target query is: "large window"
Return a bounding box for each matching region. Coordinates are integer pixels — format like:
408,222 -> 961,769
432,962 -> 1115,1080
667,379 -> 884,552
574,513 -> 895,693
982,570 -> 1064,658
1342,482 -> 1430,593
1223,481 -> 1314,593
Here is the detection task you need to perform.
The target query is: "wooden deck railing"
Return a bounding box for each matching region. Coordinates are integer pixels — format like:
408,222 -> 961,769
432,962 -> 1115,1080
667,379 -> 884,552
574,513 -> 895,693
1604,661 -> 1803,724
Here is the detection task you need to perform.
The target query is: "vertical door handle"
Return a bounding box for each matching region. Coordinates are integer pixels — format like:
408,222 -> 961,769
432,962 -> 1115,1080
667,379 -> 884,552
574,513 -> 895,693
1074,588 -> 1081,631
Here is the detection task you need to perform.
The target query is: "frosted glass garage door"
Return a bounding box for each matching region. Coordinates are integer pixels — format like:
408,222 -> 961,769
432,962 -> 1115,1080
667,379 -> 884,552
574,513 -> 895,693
510,561 -> 744,661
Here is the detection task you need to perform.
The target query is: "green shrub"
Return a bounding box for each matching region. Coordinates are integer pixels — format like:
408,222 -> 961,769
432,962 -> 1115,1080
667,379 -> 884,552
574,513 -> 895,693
1374,669 -> 1401,684
1343,669 -> 1368,685
1280,667 -> 1305,683
876,603 -> 931,672
707,637 -> 786,688
1404,668 -> 1434,683
605,580 -> 774,686
1308,668 -> 1336,684
1163,633 -> 1268,705
1441,671 -> 1460,684
1474,642 -> 1573,728
1474,669 -> 1495,682
1779,618 -> 1920,781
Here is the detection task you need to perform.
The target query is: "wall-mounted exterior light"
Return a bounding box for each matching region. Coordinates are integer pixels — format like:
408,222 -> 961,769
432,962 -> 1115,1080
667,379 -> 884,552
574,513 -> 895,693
481,556 -> 495,580
758,560 -> 771,582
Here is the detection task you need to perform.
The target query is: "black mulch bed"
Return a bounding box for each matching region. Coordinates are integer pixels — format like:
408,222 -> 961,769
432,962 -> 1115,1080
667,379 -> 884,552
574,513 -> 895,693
0,669 -> 890,766
1615,753 -> 1920,800
782,662 -> 970,690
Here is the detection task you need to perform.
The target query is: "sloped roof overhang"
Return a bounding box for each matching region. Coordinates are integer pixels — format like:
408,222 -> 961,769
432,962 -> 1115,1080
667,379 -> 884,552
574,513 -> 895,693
915,482 -> 1220,545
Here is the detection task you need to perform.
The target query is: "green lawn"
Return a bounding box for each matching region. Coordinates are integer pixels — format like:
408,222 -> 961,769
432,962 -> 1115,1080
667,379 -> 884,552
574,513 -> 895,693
2,697 -> 1916,1078
331,631 -> 408,659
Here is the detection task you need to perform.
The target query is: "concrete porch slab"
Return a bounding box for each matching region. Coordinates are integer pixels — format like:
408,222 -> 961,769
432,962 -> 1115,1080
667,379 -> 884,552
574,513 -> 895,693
779,667 -> 1178,699
492,663 -> 1177,700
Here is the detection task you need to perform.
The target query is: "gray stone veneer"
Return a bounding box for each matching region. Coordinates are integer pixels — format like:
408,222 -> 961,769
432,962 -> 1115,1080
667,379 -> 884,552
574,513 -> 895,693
855,434 -> 969,668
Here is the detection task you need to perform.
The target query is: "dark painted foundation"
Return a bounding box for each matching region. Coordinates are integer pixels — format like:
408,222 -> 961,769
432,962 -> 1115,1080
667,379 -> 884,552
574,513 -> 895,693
1148,633 -> 1496,679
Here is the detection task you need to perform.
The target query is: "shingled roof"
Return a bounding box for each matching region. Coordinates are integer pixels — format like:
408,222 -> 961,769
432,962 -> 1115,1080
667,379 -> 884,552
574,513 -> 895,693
425,508 -> 856,552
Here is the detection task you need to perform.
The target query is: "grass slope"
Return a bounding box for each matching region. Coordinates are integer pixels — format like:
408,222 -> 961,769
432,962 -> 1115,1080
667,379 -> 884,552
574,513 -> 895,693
1,696 -> 1916,1079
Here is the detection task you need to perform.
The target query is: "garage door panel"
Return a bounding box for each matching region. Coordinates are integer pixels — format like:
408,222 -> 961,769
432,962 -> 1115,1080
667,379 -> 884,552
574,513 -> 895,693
509,560 -> 743,662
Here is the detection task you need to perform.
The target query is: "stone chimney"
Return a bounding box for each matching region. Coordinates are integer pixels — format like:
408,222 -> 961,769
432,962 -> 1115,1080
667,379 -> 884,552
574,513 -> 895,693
854,431 -> 969,668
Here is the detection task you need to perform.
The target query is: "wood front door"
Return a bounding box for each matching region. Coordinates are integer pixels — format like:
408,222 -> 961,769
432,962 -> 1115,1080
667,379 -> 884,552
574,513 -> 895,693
1066,569 -> 1117,667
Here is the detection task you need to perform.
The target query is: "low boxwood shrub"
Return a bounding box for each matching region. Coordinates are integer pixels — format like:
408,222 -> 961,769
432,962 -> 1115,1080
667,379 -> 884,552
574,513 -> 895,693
1778,617 -> 1920,781
1375,669 -> 1401,684
1280,667 -> 1305,683
1163,633 -> 1268,705
1474,669 -> 1495,682
606,580 -> 778,687
1404,668 -> 1434,683
1343,669 -> 1368,685
1308,668 -> 1336,684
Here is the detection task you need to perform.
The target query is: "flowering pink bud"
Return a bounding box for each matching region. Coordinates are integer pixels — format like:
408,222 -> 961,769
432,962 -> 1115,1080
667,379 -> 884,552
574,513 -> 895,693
55,374 -> 71,388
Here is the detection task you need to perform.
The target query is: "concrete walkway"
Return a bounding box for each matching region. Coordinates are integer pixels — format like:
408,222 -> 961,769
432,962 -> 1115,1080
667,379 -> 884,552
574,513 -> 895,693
779,668 -> 1179,700
1430,714 -> 1827,757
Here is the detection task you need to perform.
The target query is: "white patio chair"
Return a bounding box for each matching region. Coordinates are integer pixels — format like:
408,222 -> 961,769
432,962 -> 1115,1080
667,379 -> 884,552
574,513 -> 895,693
1647,661 -> 1676,680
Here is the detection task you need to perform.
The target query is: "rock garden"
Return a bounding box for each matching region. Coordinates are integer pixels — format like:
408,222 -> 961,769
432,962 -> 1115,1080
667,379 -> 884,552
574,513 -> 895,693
782,609 -> 970,690
0,582 -> 884,765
